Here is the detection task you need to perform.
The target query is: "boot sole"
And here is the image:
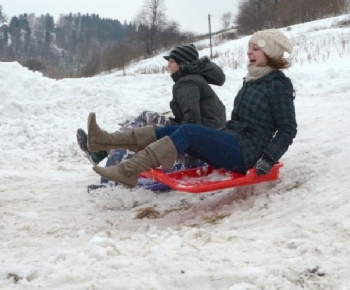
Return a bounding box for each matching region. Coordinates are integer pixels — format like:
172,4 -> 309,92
77,128 -> 107,165
77,128 -> 89,153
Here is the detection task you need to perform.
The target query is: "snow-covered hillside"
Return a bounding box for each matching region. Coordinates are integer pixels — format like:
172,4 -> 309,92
1,14 -> 350,289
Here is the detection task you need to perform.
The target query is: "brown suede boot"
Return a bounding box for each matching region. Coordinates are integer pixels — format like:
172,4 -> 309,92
92,136 -> 178,188
87,112 -> 156,152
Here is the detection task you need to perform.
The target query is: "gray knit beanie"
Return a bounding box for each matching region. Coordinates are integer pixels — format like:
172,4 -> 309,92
249,29 -> 293,58
163,44 -> 199,64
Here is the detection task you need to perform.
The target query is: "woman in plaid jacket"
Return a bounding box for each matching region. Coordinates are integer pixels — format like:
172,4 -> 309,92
88,29 -> 298,188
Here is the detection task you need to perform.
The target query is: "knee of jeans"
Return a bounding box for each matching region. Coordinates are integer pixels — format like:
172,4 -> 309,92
175,124 -> 195,134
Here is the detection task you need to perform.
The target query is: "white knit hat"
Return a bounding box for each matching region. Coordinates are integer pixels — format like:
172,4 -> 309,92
249,29 -> 293,58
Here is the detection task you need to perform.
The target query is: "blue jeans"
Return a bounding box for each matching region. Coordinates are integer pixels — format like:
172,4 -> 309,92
155,124 -> 246,173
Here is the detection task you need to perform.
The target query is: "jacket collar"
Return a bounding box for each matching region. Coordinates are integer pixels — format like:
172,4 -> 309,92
171,70 -> 182,83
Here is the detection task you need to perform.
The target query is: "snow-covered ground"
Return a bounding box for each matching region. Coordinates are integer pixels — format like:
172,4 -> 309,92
1,14 -> 350,289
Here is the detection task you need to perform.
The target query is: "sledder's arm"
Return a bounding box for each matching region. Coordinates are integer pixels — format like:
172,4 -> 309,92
262,78 -> 297,164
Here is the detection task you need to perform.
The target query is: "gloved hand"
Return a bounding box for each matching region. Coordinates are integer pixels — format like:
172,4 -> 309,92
254,155 -> 275,175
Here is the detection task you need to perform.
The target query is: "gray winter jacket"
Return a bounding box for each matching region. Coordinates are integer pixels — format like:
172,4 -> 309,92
169,57 -> 226,129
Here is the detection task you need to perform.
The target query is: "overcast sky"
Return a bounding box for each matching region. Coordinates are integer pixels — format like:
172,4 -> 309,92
0,0 -> 239,34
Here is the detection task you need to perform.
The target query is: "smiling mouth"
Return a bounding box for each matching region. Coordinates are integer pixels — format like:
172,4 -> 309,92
248,59 -> 256,66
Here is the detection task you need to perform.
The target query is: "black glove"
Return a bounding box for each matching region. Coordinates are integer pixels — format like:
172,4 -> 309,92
254,155 -> 275,175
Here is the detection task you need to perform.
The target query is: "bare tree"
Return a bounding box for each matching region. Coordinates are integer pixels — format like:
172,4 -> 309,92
134,0 -> 167,55
236,0 -> 348,34
221,12 -> 233,30
161,20 -> 182,47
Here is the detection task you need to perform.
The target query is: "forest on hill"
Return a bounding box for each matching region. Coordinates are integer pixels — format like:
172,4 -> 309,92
0,0 -> 348,79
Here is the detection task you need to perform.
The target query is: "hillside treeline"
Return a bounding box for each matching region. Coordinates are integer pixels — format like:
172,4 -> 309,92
0,0 -> 193,79
0,0 -> 349,79
236,0 -> 350,34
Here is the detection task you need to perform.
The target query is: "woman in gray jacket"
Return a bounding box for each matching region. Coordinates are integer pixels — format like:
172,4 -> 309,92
164,44 -> 226,129
77,44 -> 226,165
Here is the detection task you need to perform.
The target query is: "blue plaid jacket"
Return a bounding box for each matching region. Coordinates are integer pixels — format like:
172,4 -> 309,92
226,70 -> 297,170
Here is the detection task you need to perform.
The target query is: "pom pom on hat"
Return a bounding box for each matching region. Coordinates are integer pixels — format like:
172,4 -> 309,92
249,29 -> 293,58
163,44 -> 199,64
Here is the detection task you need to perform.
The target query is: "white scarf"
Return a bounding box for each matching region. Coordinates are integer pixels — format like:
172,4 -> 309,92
245,66 -> 275,82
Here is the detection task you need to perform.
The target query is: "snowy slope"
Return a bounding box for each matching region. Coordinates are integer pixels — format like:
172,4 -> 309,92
1,14 -> 350,289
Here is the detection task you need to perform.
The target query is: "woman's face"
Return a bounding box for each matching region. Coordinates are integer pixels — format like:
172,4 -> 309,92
167,58 -> 180,74
247,43 -> 268,67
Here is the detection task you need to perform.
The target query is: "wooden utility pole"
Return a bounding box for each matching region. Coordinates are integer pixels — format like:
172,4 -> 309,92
208,14 -> 213,59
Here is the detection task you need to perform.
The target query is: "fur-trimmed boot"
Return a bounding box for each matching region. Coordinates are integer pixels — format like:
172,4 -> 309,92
92,136 -> 177,188
87,112 -> 156,152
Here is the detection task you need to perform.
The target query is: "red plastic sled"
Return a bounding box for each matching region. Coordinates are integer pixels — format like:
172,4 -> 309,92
140,162 -> 283,193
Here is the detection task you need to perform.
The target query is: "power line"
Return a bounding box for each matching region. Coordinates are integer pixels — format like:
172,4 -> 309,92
181,16 -> 207,31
